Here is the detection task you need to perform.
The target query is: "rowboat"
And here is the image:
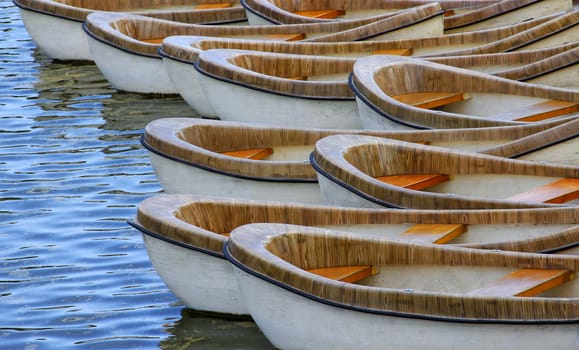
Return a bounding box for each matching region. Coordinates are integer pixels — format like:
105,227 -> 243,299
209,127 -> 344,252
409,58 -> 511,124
311,134 -> 579,209
351,54 -> 578,130
13,0 -> 247,61
430,46 -> 579,89
225,222 -> 579,349
82,3 -> 445,94
161,34 -> 575,117
242,0 -> 570,30
196,48 -> 360,128
131,194 -> 579,315
196,40 -> 578,127
241,0 -> 497,25
142,117 -> 576,201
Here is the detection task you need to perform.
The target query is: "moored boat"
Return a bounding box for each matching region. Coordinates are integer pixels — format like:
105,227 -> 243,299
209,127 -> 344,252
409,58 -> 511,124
13,0 -> 247,61
311,134 -> 579,209
142,118 -> 577,200
161,34 -> 576,116
225,222 -> 579,349
131,195 -> 579,315
350,54 -> 578,130
242,0 -> 571,31
82,3 -> 445,94
195,49 -> 360,128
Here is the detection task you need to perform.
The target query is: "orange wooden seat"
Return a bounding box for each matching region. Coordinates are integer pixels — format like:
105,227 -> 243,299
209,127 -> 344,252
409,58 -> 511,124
220,148 -> 273,160
392,92 -> 471,109
399,224 -> 466,244
194,2 -> 233,9
293,9 -> 346,19
467,269 -> 573,297
375,174 -> 450,190
491,100 -> 578,122
262,33 -> 307,41
141,38 -> 164,44
507,178 -> 579,204
372,48 -> 414,56
308,265 -> 376,283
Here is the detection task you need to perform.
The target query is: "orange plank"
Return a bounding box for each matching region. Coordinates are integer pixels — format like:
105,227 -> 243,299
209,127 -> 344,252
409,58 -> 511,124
308,265 -> 376,283
392,92 -> 470,109
194,2 -> 233,9
293,9 -> 346,19
263,33 -> 307,41
491,100 -> 578,122
141,38 -> 164,44
375,174 -> 450,190
372,48 -> 414,56
467,269 -> 573,297
399,224 -> 466,244
507,178 -> 579,204
220,148 -> 273,160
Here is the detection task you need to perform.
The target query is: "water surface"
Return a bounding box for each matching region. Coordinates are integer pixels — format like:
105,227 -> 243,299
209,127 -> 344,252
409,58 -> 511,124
0,2 -> 272,348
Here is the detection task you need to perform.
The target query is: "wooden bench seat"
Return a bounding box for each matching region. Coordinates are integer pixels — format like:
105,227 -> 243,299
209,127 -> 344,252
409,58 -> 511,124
141,38 -> 164,44
398,224 -> 466,244
194,2 -> 233,9
392,92 -> 471,109
308,265 -> 376,283
467,268 -> 573,297
263,33 -> 307,41
372,48 -> 414,56
375,174 -> 450,190
220,147 -> 273,160
491,100 -> 578,123
293,9 -> 346,19
507,178 -> 579,204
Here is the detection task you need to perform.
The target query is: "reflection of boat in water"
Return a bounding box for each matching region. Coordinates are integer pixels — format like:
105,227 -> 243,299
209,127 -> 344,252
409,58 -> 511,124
159,308 -> 273,350
32,55 -> 198,131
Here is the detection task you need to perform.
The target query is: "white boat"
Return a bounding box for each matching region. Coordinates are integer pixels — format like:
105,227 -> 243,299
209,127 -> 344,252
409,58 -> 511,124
226,222 -> 579,350
131,195 -> 579,315
351,54 -> 578,130
196,48 -> 361,128
82,4 -> 443,94
311,134 -> 579,209
161,33 -> 576,116
13,0 -> 247,61
142,118 -> 576,200
263,0 -> 575,35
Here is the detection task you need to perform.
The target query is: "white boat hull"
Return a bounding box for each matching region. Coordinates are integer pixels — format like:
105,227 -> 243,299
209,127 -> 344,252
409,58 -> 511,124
355,96 -> 417,130
148,151 -> 323,203
142,234 -> 247,314
232,266 -> 579,350
317,174 -> 385,208
163,56 -> 216,116
19,8 -> 91,61
86,33 -> 177,94
198,72 -> 362,128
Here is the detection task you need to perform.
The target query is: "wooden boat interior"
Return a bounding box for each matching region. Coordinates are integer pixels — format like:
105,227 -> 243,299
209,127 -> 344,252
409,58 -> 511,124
312,135 -> 579,208
226,223 -> 579,321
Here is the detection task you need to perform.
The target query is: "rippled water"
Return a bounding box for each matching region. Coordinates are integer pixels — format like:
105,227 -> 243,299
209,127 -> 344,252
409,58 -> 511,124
0,2 -> 272,349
